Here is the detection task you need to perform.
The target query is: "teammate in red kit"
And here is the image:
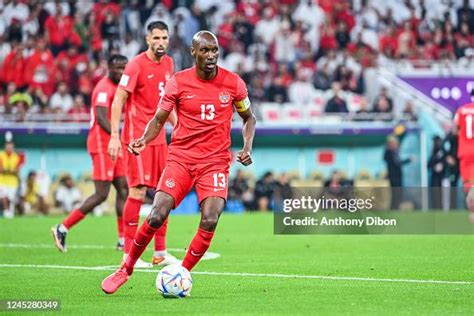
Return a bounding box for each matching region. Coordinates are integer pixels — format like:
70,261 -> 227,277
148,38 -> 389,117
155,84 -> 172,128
454,88 -> 474,223
51,55 -> 129,252
101,30 -> 256,294
107,21 -> 178,267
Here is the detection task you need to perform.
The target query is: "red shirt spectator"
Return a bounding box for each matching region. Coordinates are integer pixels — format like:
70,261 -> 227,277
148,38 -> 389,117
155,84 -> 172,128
379,27 -> 399,58
92,1 -> 121,26
0,45 -> 26,88
57,46 -> 88,73
44,7 -> 80,50
24,37 -> 57,96
319,21 -> 338,51
237,0 -> 261,26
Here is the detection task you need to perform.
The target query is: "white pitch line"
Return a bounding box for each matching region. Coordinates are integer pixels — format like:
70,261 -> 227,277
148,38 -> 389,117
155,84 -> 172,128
0,263 -> 472,285
0,243 -> 220,261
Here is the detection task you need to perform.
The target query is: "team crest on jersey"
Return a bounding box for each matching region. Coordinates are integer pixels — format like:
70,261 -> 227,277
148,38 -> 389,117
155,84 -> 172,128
144,174 -> 151,181
219,91 -> 231,104
107,170 -> 113,178
165,178 -> 175,188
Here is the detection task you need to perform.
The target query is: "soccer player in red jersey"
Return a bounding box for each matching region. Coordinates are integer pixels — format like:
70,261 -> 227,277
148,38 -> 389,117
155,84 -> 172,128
454,89 -> 474,222
51,55 -> 129,252
101,30 -> 256,294
107,21 -> 178,267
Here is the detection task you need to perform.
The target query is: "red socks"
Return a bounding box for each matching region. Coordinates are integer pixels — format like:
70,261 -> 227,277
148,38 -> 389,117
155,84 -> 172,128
182,228 -> 215,271
62,209 -> 85,229
123,198 -> 142,254
117,216 -> 124,239
124,220 -> 158,275
154,217 -> 168,252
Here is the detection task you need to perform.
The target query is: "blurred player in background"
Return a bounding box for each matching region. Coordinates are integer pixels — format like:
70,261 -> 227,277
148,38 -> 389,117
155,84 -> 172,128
454,88 -> 474,223
0,140 -> 22,218
51,54 -> 129,252
101,30 -> 256,294
107,21 -> 178,267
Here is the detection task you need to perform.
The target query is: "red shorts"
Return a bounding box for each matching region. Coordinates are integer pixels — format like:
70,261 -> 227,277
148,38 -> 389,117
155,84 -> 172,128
125,143 -> 168,188
157,160 -> 230,208
460,157 -> 474,186
90,152 -> 126,181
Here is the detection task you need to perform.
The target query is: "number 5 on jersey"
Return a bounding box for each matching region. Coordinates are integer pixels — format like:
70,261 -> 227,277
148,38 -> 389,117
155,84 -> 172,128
212,173 -> 226,191
201,104 -> 215,120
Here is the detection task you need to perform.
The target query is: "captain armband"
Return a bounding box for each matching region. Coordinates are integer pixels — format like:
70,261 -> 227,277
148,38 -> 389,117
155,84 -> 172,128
234,97 -> 251,112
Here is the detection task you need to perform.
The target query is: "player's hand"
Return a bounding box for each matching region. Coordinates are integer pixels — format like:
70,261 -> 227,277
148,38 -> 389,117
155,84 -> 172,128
108,136 -> 122,161
237,149 -> 252,166
128,137 -> 146,156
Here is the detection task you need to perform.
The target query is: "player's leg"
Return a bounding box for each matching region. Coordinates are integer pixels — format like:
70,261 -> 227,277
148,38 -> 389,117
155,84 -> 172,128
101,191 -> 174,294
112,175 -> 128,250
101,161 -> 191,294
182,197 -> 224,271
122,185 -> 153,267
52,180 -> 111,252
181,163 -> 229,271
151,144 -> 179,266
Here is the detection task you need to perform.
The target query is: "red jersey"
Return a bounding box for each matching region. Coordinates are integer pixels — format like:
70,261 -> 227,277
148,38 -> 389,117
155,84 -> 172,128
455,102 -> 474,159
87,76 -> 117,154
119,52 -> 174,146
159,66 -> 250,164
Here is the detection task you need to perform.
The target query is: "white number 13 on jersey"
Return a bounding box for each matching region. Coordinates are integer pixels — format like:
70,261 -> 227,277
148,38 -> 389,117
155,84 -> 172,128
201,104 -> 215,120
212,173 -> 226,190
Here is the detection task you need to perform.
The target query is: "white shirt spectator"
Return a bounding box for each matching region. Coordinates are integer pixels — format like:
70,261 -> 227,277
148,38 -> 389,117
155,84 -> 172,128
120,37 -> 141,61
0,40 -> 11,65
288,78 -> 316,105
273,23 -> 297,64
145,4 -> 174,35
2,1 -> 30,24
293,0 -> 325,31
55,185 -> 81,213
254,9 -> 281,45
44,2 -> 71,16
49,91 -> 74,113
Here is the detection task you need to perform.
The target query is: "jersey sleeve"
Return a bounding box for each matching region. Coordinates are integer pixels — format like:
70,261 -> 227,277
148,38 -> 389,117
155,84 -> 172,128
233,75 -> 251,113
119,60 -> 139,93
159,75 -> 179,112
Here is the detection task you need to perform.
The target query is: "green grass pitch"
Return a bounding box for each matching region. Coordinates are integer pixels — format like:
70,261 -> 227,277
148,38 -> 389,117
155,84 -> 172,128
0,213 -> 473,315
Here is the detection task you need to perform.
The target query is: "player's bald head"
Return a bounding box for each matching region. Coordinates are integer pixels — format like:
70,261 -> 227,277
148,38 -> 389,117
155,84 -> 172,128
191,31 -> 218,48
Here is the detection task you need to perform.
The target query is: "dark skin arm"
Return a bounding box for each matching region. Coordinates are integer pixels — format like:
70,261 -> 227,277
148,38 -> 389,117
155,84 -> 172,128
96,107 -> 111,134
236,107 -> 256,166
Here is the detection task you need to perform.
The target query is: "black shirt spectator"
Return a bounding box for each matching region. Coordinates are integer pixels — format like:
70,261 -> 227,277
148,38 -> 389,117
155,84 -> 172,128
325,82 -> 348,113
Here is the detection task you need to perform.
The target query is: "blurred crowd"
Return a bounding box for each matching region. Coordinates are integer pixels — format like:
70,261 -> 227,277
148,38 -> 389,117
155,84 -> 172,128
1,0 -> 472,120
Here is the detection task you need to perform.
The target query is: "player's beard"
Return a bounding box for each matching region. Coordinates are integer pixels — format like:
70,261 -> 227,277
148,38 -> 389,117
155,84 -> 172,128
154,46 -> 166,58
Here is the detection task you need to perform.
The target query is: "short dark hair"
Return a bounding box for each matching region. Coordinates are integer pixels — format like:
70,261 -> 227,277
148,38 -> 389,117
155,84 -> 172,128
147,21 -> 168,33
107,54 -> 128,66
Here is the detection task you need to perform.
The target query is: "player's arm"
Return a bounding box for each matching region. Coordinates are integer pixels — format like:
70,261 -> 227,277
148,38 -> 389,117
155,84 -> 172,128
128,108 -> 171,155
166,108 -> 177,127
236,103 -> 256,166
129,75 -> 178,154
108,87 -> 129,161
96,107 -> 111,134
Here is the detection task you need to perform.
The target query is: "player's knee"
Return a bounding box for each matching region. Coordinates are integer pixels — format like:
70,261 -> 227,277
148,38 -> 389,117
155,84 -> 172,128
200,212 -> 221,231
96,191 -> 109,203
148,204 -> 169,228
117,187 -> 128,200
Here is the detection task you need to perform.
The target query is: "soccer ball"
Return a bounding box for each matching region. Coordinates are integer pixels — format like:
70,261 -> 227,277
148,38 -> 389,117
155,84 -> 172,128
156,264 -> 192,298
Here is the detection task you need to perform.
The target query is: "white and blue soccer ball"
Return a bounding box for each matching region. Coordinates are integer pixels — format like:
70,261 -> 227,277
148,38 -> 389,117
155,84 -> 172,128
156,264 -> 192,298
